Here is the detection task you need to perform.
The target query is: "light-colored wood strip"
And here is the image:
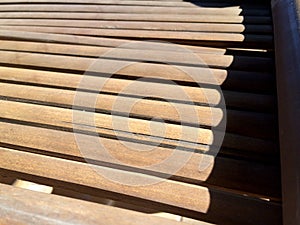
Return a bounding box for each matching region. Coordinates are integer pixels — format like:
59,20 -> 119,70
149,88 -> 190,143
0,50 -> 229,84
0,99 -> 214,146
0,4 -> 270,16
0,29 -> 227,54
9,78 -> 270,143
0,80 -> 276,139
0,0 -> 271,12
0,40 -> 273,71
0,19 -> 273,33
0,66 -> 220,106
0,183 -> 190,225
0,50 -> 273,90
0,26 -> 273,44
0,82 -> 220,132
0,66 -> 275,111
0,147 -> 282,225
0,121 -> 213,181
0,12 -> 272,24
0,145 -> 221,214
0,120 -> 279,195
0,98 -> 276,148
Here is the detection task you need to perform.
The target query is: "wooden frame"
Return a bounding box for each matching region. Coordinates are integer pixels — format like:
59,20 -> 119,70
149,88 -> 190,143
272,0 -> 300,224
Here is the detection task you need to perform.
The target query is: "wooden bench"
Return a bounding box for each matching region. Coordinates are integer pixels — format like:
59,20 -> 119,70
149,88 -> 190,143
0,0 -> 284,224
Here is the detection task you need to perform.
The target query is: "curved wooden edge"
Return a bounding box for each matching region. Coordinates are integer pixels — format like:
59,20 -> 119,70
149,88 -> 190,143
272,0 -> 300,224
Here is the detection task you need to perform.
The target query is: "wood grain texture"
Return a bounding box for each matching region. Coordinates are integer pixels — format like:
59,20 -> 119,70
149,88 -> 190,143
0,4 -> 270,16
0,29 -> 228,54
0,12 -> 272,24
0,66 -> 275,112
0,50 -> 274,92
0,1 -> 281,224
0,147 -> 282,225
0,120 -> 280,198
0,183 -> 189,225
0,40 -> 273,71
0,20 -> 273,34
0,26 -> 273,44
0,0 -> 271,10
0,82 -> 276,140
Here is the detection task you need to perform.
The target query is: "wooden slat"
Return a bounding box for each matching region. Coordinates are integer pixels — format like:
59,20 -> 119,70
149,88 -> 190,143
0,183 -> 189,225
0,29 -> 228,54
0,120 -> 280,198
0,2 -> 281,225
0,4 -> 270,16
0,0 -> 272,9
0,147 -> 282,225
0,67 -> 221,106
0,12 -> 272,24
0,66 -> 275,112
0,99 -> 214,145
0,40 -> 273,71
0,81 -> 276,140
0,96 -> 276,147
0,50 -> 274,92
0,50 -> 230,84
0,146 -> 234,214
0,26 -> 273,46
0,19 -> 273,34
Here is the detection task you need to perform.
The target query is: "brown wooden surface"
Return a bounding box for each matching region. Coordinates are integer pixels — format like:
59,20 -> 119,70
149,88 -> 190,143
0,40 -> 273,70
0,13 -> 272,24
0,4 -> 270,16
0,147 -> 282,225
0,120 -> 281,198
0,26 -> 273,44
0,82 -> 276,140
0,29 -> 228,54
0,66 -> 275,111
0,20 -> 273,33
0,183 -> 189,225
0,50 -> 274,92
0,0 -> 282,225
0,0 -> 270,9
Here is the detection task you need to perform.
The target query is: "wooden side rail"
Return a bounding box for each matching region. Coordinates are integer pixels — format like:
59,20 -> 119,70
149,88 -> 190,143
272,0 -> 300,224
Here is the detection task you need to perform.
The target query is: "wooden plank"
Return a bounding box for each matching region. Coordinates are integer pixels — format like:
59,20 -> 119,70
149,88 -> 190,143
0,50 -> 274,92
0,66 -> 275,112
0,19 -> 273,34
0,146 -> 225,214
0,147 -> 282,225
0,67 -> 221,106
0,29 -> 227,54
0,26 -> 273,46
0,50 -> 230,84
0,82 -> 276,140
0,94 -> 274,143
0,118 -> 280,196
0,40 -> 273,71
0,4 -> 270,16
0,2 -> 281,225
0,0 -> 271,12
0,12 -> 272,24
0,99 -> 214,145
0,120 -> 281,198
0,183 -> 189,225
